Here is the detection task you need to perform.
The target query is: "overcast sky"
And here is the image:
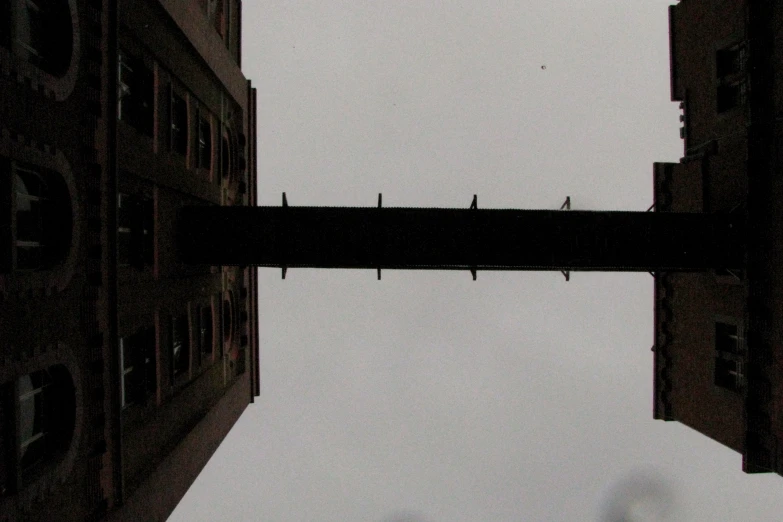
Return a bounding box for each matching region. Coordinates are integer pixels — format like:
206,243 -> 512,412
171,2 -> 783,520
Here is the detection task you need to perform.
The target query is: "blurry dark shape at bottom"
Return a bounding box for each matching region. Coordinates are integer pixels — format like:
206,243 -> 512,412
599,470 -> 677,522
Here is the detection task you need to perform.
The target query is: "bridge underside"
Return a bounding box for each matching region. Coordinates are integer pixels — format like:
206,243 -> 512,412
177,206 -> 744,273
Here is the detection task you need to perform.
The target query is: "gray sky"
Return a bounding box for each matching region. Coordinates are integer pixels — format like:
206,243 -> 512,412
171,1 -> 783,520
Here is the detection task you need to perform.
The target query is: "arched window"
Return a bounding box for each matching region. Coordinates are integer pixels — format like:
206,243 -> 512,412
9,0 -> 73,78
0,365 -> 76,492
5,160 -> 72,272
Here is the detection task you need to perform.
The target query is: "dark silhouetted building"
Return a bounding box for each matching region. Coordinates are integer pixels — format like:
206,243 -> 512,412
0,1 -> 259,521
652,0 -> 780,475
2,2 -> 774,521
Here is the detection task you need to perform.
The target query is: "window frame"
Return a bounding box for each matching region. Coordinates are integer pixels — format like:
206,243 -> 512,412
170,314 -> 191,383
17,369 -> 53,474
170,86 -> 189,156
5,159 -> 71,273
714,319 -> 745,392
196,302 -> 215,359
197,109 -> 213,172
117,50 -> 154,135
119,325 -> 158,409
11,0 -> 73,78
117,191 -> 154,270
2,366 -> 77,491
13,163 -> 48,271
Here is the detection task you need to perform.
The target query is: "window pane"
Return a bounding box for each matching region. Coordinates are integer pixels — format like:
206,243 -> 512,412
118,193 -> 134,228
136,64 -> 154,136
118,230 -> 131,266
118,56 -> 133,122
18,391 -> 45,445
172,92 -> 188,154
142,198 -> 154,266
221,136 -> 230,179
18,2 -> 45,60
15,169 -> 46,198
16,198 -> 43,242
17,370 -> 51,471
16,244 -> 42,270
716,322 -> 739,354
715,357 -> 740,391
19,433 -> 46,471
118,193 -> 153,269
199,117 -> 212,168
171,316 -> 190,378
201,305 -> 213,354
142,327 -> 157,394
717,84 -> 739,113
118,52 -> 153,134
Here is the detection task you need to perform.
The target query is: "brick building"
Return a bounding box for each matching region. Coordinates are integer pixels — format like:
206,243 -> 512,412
653,0 -> 782,474
0,1 -> 259,521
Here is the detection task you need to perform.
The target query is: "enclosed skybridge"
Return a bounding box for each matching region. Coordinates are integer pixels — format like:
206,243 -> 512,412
177,195 -> 744,277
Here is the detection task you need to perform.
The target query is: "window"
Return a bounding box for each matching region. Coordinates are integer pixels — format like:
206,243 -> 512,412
3,160 -> 72,272
14,164 -> 47,270
12,366 -> 75,487
120,326 -> 157,408
170,89 -> 188,155
715,357 -> 744,391
716,45 -> 746,79
170,315 -> 190,381
10,0 -> 73,77
716,42 -> 747,114
220,133 -> 231,180
715,322 -> 739,354
197,113 -> 212,170
18,370 -> 54,472
197,304 -> 214,356
222,297 -> 233,344
0,380 -> 11,495
714,321 -> 744,391
118,192 -> 154,269
717,83 -> 746,113
118,52 -> 154,136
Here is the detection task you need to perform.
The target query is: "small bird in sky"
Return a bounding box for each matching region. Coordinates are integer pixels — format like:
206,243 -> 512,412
541,65 -> 546,70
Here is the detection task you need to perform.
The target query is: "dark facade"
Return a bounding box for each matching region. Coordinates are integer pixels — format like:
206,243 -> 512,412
0,1 -> 259,521
653,0 -> 782,474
